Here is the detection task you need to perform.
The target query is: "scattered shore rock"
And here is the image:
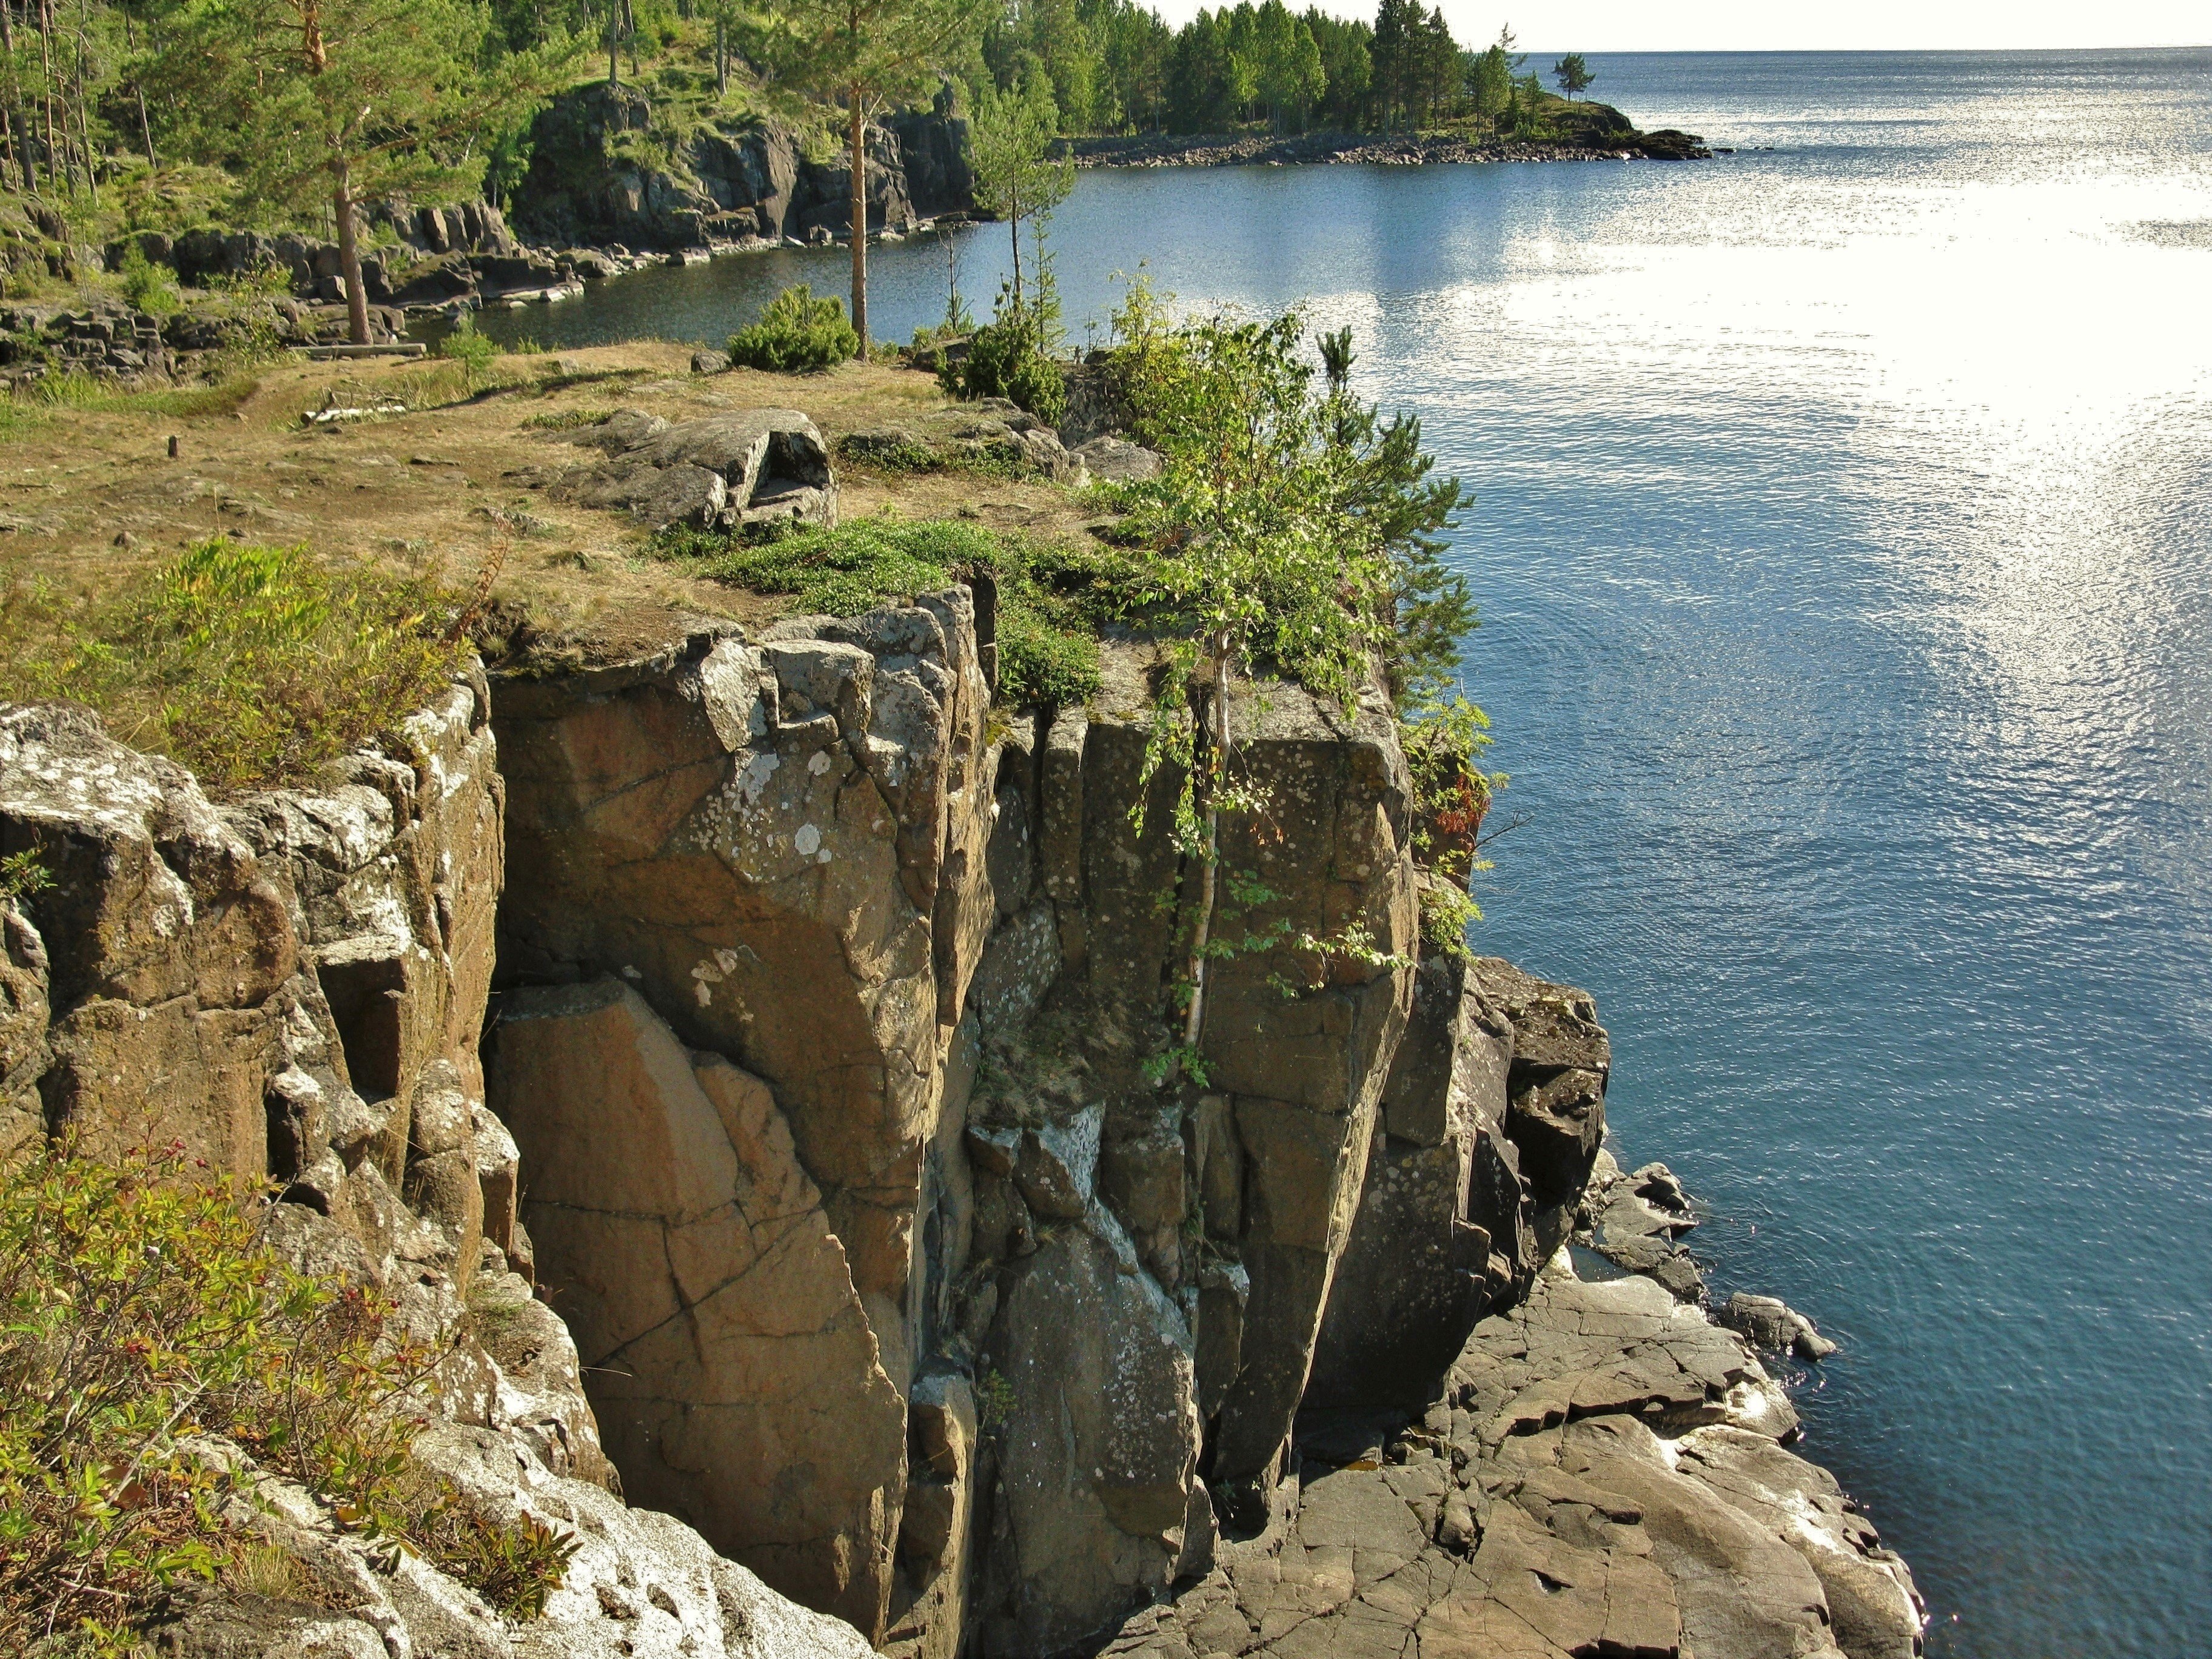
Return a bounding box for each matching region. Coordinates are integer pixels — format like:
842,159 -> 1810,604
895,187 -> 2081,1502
1721,1292 -> 1842,1362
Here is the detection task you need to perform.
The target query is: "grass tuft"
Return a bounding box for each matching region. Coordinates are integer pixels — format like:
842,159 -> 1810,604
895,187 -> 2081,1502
0,536 -> 474,792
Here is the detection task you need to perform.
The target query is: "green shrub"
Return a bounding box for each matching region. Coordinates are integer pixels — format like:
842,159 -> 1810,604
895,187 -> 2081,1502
117,244 -> 181,317
521,406 -> 617,431
0,1142 -> 578,1653
0,536 -> 473,791
940,307 -> 1066,423
726,284 -> 858,373
997,605 -> 1099,706
435,313 -> 501,379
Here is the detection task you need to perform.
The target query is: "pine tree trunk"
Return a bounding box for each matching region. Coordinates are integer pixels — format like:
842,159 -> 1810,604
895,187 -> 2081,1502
608,0 -> 618,90
333,159 -> 370,346
714,18 -> 726,96
0,0 -> 30,194
848,88 -> 867,352
1007,186 -> 1021,313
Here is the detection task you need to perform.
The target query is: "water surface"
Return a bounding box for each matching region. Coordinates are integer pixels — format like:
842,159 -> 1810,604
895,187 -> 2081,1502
471,50 -> 2212,1658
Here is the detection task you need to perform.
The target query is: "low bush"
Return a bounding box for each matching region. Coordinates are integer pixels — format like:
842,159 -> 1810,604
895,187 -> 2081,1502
654,515 -> 1105,706
939,307 -> 1065,423
435,313 -> 502,380
0,535 -> 474,791
726,284 -> 858,373
117,244 -> 181,317
0,1141 -> 577,1654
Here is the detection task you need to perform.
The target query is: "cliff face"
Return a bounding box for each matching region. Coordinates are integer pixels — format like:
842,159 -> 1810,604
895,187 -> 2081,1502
474,609 -> 1659,1659
0,580 -> 1920,1659
512,87 -> 972,252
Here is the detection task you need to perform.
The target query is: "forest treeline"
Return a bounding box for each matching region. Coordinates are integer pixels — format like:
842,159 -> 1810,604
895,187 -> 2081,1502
0,0 -> 1590,346
980,0 -> 1566,138
0,0 -> 1580,229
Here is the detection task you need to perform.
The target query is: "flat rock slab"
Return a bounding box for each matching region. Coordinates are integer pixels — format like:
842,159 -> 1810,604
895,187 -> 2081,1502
1094,1262 -> 1920,1659
544,407 -> 835,532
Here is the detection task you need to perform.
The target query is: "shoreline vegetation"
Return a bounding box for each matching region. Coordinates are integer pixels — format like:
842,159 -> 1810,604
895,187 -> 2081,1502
1068,115 -> 1713,167
0,0 -> 1711,377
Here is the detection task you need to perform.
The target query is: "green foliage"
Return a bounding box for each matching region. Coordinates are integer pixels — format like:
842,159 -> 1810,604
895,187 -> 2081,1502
941,295 -> 1067,422
654,515 -> 1104,706
117,244 -> 181,317
997,599 -> 1099,705
1467,28 -> 1518,128
1400,688 -> 1502,954
0,537 -> 472,792
1419,879 -> 1480,957
435,313 -> 504,380
726,284 -> 860,372
146,0 -> 575,230
1552,52 -> 1593,100
0,1142 -> 577,1652
0,850 -> 52,905
975,1368 -> 1017,1430
407,1493 -> 580,1620
521,406 -> 621,431
1101,278 -> 1469,708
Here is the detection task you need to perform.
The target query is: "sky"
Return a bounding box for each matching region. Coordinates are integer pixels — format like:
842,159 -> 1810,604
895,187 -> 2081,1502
1141,0 -> 2212,51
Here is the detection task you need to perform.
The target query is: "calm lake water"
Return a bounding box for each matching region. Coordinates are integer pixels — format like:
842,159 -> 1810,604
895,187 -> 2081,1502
468,50 -> 2212,1659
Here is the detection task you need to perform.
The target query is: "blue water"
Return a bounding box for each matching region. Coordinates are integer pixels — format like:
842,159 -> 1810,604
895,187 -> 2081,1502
474,50 -> 2212,1658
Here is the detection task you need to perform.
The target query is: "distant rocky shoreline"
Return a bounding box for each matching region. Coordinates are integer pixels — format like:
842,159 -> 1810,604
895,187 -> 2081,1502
1070,122 -> 1715,169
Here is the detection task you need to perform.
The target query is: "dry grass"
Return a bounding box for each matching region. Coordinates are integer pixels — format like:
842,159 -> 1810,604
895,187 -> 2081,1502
0,344 -> 1096,674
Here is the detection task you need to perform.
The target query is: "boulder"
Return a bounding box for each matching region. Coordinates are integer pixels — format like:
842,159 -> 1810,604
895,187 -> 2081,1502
1071,435 -> 1162,483
547,409 -> 835,534
1472,957 -> 1610,1219
1719,1292 -> 1840,1361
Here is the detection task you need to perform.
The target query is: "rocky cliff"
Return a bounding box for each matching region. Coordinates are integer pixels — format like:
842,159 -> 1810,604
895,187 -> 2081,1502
512,88 -> 972,253
0,565 -> 1920,1657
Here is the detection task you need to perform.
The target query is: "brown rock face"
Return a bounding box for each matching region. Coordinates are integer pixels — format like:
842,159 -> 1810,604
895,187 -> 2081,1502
489,603 -> 999,1640
982,1210 -> 1201,1657
0,685 -> 505,1275
1306,951 -> 1532,1407
1473,957 -> 1611,1227
487,977 -> 907,1634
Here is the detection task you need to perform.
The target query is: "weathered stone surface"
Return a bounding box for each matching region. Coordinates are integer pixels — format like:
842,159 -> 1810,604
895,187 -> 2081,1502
2,681 -> 910,1659
1309,953 -> 1519,1408
548,408 -> 835,532
493,607 -> 990,1354
886,1371 -> 980,1659
1472,958 -> 1610,1216
1096,1255 -> 1900,1659
968,900 -> 1061,1033
0,704 -> 298,1170
1068,655 -> 1419,1526
1072,435 -> 1163,483
1669,1427 -> 1923,1659
487,977 -> 907,1639
980,1208 -> 1200,1657
156,1416 -> 877,1659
